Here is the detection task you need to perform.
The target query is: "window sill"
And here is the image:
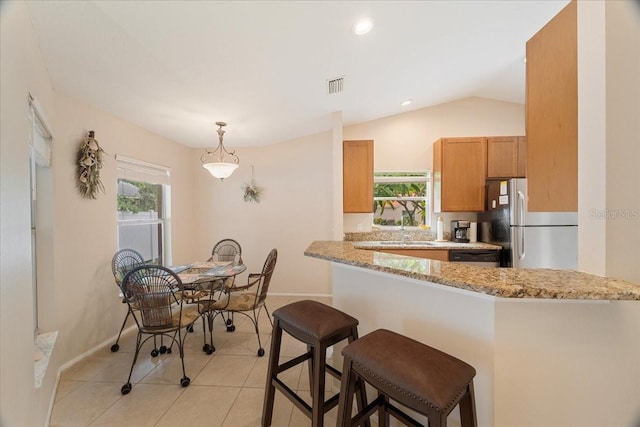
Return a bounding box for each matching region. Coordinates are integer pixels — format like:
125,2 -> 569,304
34,331 -> 58,388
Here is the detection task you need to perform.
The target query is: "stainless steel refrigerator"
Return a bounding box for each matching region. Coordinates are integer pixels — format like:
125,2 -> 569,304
477,178 -> 578,269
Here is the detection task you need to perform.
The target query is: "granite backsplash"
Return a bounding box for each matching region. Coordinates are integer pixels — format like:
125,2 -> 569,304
344,229 -> 451,242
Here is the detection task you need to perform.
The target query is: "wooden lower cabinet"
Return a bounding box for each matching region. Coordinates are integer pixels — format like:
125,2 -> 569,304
378,248 -> 449,262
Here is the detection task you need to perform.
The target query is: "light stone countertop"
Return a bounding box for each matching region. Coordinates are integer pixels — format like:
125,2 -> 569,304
352,240 -> 501,250
304,241 -> 640,300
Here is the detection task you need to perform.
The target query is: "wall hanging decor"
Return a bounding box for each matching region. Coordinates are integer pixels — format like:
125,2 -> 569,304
242,165 -> 263,203
76,130 -> 105,199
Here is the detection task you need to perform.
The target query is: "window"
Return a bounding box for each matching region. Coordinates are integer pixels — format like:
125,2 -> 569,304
116,156 -> 171,265
373,171 -> 431,227
29,95 -> 54,338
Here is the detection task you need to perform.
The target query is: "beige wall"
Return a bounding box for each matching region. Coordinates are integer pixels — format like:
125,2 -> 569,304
192,131 -> 334,295
1,3 -> 196,425
51,92 -> 197,360
578,0 -> 640,283
604,0 -> 639,283
343,97 -> 526,230
1,2 -> 637,425
343,97 -> 525,171
1,2 -> 58,425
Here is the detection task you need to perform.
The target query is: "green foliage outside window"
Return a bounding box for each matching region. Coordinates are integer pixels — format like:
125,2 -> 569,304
117,179 -> 161,214
373,172 -> 428,226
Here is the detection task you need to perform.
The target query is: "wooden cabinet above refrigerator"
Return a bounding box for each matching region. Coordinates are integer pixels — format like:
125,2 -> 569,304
487,136 -> 527,178
525,0 -> 577,212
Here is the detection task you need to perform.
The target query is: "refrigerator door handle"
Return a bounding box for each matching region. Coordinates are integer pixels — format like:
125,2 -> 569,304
516,190 -> 526,261
517,190 -> 526,226
518,227 -> 525,261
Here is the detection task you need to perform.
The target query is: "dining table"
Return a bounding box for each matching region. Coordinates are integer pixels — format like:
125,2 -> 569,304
169,260 -> 247,354
170,260 -> 247,288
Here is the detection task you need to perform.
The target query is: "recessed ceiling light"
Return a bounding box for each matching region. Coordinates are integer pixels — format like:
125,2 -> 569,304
353,18 -> 373,35
401,99 -> 413,106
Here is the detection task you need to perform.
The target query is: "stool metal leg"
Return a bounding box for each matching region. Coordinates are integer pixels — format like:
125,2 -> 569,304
262,319 -> 283,426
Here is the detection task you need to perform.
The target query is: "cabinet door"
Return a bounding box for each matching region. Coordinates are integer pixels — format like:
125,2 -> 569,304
526,0 -> 577,211
516,137 -> 527,178
487,137 -> 518,178
378,248 -> 449,261
343,140 -> 373,213
437,137 -> 487,212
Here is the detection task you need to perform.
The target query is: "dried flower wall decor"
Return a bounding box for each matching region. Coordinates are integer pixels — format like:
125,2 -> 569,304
76,130 -> 105,199
242,165 -> 263,203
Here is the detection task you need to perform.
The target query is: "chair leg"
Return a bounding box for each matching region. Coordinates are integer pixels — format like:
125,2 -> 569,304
337,357 -> 357,427
123,332 -> 143,388
311,343 -> 327,427
207,313 -> 215,353
378,393 -> 389,427
459,382 -> 477,427
177,327 -> 191,387
111,309 -> 131,352
307,343 -> 315,399
251,308 -> 265,357
262,319 -> 283,426
263,304 -> 273,327
346,326 -> 371,427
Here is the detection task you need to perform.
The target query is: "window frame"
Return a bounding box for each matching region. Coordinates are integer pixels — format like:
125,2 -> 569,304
29,95 -> 54,338
116,156 -> 172,266
373,170 -> 431,228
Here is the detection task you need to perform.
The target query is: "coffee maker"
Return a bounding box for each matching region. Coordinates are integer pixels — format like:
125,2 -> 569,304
451,220 -> 471,243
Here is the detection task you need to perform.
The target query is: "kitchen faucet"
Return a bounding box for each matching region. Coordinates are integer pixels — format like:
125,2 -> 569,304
401,211 -> 409,243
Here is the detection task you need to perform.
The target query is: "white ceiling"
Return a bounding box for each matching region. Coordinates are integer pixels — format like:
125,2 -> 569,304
26,0 -> 569,148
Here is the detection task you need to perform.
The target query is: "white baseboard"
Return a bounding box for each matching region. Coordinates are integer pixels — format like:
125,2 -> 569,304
268,292 -> 333,298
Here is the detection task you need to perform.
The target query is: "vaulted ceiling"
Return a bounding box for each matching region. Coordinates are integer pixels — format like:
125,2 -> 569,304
26,1 -> 569,148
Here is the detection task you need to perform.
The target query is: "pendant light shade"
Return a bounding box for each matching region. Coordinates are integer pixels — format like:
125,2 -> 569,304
203,161 -> 239,179
201,121 -> 239,180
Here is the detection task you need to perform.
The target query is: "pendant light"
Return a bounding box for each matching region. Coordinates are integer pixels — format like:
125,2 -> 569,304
201,121 -> 239,180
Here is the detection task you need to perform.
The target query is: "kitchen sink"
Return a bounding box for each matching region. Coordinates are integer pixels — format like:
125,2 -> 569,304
374,241 -> 436,246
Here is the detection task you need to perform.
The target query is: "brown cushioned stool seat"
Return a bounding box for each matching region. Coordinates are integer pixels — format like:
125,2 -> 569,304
262,300 -> 369,427
337,329 -> 477,427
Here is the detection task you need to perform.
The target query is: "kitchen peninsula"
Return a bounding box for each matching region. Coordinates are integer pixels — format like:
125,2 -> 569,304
305,241 -> 640,427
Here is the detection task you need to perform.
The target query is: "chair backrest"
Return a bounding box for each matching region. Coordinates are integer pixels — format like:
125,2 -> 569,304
121,265 -> 183,330
255,248 -> 278,306
111,249 -> 145,285
211,239 -> 242,263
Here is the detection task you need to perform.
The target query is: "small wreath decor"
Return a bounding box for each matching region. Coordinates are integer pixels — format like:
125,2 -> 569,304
76,130 -> 105,199
242,165 -> 263,203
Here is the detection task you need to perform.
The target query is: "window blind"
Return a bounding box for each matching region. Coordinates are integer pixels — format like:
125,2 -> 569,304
116,155 -> 171,185
29,95 -> 53,167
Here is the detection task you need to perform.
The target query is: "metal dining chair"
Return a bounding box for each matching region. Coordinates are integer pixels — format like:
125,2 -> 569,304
110,249 -> 145,353
119,265 -> 200,394
206,248 -> 277,357
209,238 -> 242,331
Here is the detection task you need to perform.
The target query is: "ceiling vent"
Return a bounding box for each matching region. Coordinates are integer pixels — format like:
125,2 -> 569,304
327,76 -> 344,95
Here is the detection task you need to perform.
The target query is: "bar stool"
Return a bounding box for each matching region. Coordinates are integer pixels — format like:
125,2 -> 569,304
262,300 -> 368,427
337,329 -> 477,427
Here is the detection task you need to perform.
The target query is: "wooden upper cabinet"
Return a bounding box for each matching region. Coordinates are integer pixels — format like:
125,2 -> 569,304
433,137 -> 487,212
516,137 -> 527,178
487,136 -> 527,178
526,0 -> 577,212
343,140 -> 373,213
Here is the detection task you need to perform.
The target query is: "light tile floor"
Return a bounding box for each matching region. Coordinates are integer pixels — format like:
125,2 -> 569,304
50,296 -> 343,427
